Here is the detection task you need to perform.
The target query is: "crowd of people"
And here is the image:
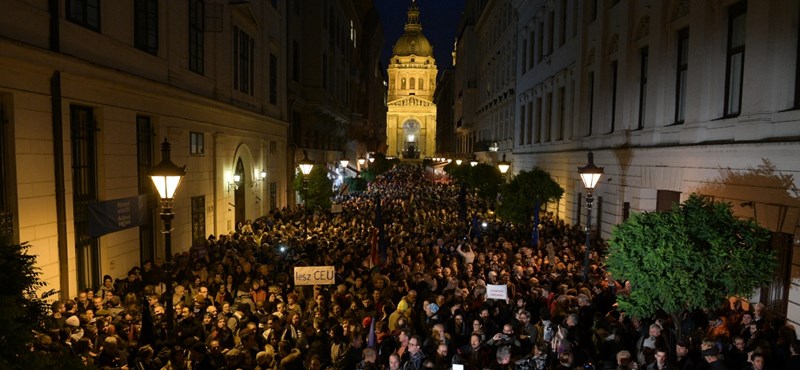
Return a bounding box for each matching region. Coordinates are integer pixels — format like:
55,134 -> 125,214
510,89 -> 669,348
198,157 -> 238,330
35,164 -> 800,370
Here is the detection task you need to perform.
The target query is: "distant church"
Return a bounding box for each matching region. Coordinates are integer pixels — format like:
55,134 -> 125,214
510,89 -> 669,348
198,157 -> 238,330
386,0 -> 437,159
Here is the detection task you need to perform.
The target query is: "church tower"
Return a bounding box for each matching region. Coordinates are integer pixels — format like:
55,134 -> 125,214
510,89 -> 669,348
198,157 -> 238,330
386,0 -> 437,159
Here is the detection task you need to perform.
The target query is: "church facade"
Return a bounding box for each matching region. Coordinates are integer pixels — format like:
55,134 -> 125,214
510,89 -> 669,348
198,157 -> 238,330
386,1 -> 437,159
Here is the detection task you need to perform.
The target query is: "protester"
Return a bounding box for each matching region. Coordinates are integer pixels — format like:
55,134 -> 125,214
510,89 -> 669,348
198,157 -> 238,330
31,164 -> 797,369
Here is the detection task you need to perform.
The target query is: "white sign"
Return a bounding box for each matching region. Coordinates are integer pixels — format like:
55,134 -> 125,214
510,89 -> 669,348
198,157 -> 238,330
294,266 -> 335,286
486,284 -> 508,300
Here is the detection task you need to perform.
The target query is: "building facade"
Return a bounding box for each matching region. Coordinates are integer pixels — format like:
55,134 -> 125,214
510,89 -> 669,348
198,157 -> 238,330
516,0 -> 800,333
473,0 -> 517,164
442,0 -> 800,333
0,0 -> 290,296
386,1 -> 437,159
287,0 -> 386,177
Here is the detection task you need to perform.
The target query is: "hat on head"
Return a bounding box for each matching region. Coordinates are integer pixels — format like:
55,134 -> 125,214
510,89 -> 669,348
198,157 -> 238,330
65,315 -> 80,327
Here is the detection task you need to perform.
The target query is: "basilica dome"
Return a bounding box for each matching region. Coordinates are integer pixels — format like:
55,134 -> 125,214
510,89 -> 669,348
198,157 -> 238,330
391,1 -> 433,58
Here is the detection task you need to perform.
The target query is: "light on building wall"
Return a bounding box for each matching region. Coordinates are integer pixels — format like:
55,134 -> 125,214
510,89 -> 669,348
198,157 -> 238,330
228,174 -> 241,192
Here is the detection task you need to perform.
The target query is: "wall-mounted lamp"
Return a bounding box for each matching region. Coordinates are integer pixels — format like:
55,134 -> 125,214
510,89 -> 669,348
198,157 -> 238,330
228,174 -> 241,192
252,170 -> 267,187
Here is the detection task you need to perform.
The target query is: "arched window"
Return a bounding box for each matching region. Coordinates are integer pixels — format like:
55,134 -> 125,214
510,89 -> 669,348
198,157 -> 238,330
410,77 -> 416,89
418,79 -> 424,90
401,77 -> 406,90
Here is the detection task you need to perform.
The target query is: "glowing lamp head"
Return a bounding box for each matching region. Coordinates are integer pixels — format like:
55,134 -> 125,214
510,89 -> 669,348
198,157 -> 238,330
150,138 -> 186,199
578,151 -> 604,190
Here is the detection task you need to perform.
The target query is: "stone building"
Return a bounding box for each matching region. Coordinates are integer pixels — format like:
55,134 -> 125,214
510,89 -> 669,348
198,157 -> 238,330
0,0 -> 290,296
386,0 -> 437,159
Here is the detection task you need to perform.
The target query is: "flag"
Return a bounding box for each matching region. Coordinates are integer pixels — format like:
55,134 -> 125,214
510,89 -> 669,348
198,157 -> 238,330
374,195 -> 387,264
532,200 -> 541,247
370,227 -> 379,268
367,316 -> 377,348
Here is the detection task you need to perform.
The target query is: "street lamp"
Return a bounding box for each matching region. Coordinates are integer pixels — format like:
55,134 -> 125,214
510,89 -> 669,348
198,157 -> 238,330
339,158 -> 349,169
497,154 -> 510,175
455,159 -> 463,166
149,138 -> 185,345
469,155 -> 478,167
298,150 -> 314,235
578,151 -> 603,282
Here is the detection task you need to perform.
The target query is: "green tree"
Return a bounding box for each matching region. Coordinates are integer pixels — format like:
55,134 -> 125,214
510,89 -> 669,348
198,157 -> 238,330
293,165 -> 333,211
344,176 -> 368,192
606,194 -> 777,330
468,163 -> 504,203
444,161 -> 471,184
497,168 -> 564,226
0,237 -> 84,369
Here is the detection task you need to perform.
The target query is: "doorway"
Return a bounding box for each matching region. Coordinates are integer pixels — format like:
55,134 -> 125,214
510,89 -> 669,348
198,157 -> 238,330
234,158 -> 246,228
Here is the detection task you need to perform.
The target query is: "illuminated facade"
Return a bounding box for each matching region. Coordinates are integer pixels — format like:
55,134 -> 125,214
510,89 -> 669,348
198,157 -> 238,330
0,1 -> 289,296
386,1 -> 437,159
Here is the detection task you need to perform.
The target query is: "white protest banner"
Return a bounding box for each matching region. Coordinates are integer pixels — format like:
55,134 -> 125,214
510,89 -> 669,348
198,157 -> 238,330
294,266 -> 335,286
486,284 -> 508,300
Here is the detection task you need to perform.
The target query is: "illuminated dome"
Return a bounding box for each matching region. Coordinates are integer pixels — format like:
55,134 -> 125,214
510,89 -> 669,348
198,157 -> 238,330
392,0 -> 433,58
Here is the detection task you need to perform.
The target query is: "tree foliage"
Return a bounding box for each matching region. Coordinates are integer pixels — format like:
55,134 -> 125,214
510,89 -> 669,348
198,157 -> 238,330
443,163 -> 504,203
344,175 -> 368,192
469,163 -> 504,202
606,194 -> 777,320
496,168 -> 564,225
0,237 -> 83,369
293,165 -> 333,211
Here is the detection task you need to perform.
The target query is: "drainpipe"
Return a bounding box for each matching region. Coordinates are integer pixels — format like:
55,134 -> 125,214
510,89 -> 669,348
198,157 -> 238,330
48,0 -> 60,52
51,72 -> 69,298
212,132 -> 219,236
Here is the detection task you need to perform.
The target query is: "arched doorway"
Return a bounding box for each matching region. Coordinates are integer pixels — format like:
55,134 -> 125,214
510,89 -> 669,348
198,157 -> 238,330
234,158 -> 246,228
401,119 -> 422,158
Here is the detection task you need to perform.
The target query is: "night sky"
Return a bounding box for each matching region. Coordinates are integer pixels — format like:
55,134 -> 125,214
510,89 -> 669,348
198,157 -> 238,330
374,0 -> 467,74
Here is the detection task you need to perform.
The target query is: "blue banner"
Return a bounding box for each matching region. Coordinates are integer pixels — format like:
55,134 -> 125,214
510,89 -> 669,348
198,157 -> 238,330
88,195 -> 149,237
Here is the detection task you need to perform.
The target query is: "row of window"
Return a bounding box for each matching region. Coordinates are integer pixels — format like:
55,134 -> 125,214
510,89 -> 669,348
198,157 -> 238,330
520,0 -> 578,75
594,2 -> 745,135
519,80 -> 570,146
399,77 -> 433,91
67,1 -> 280,105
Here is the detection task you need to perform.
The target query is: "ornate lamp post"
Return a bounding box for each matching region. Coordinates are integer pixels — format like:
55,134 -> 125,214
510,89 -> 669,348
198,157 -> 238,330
578,151 -> 603,282
298,150 -> 314,235
149,138 -> 185,344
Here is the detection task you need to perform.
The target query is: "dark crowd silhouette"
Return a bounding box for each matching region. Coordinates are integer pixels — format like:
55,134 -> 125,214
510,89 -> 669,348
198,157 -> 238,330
35,164 -> 800,370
